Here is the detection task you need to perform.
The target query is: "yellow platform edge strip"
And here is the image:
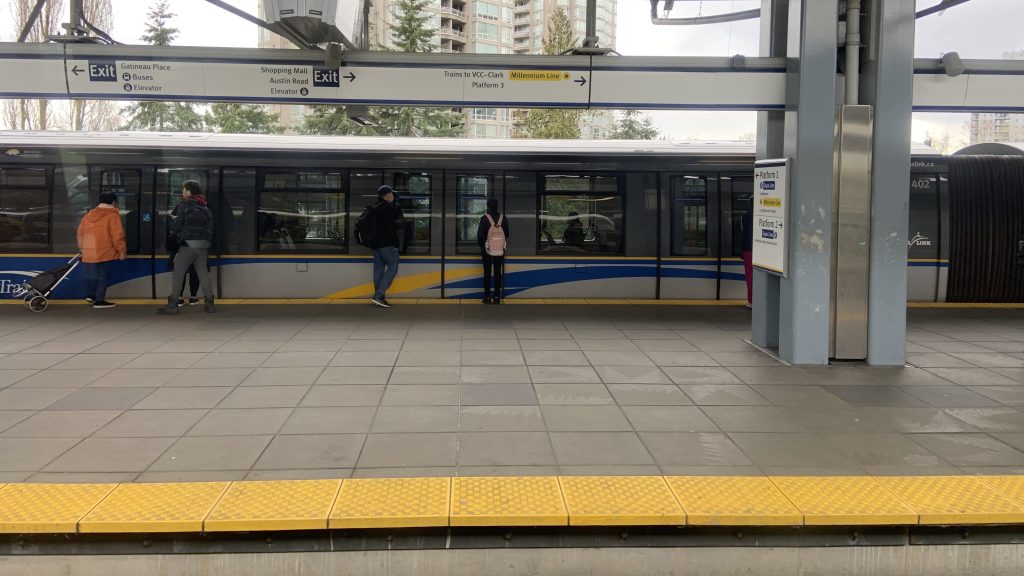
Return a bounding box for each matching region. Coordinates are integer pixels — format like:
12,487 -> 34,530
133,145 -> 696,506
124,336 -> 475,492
7,476 -> 1024,534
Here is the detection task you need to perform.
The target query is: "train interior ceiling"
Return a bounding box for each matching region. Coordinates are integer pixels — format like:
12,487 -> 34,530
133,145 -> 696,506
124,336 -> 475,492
0,133 -> 1022,302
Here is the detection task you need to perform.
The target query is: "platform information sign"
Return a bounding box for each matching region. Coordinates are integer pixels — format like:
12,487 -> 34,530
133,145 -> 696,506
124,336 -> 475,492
60,57 -> 590,107
752,158 -> 790,277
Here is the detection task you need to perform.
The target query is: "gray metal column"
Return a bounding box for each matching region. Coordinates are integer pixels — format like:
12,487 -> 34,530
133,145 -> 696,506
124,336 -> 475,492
863,0 -> 915,365
777,0 -> 838,365
752,0 -> 787,350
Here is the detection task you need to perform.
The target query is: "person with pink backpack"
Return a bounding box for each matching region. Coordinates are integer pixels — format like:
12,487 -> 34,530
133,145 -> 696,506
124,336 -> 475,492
476,198 -> 510,304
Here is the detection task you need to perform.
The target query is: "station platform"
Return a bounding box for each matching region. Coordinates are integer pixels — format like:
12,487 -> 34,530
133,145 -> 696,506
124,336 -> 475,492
3,302 -> 1024,574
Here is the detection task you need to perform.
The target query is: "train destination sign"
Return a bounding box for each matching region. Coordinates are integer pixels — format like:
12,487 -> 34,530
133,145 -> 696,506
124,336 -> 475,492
752,158 -> 790,277
60,56 -> 591,108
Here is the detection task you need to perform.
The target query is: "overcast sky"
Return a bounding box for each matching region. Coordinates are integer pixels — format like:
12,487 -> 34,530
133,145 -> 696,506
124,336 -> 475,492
7,0 -> 1024,142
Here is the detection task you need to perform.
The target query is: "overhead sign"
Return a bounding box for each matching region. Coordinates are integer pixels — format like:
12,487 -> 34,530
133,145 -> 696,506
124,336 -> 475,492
752,158 -> 790,277
61,56 -> 589,107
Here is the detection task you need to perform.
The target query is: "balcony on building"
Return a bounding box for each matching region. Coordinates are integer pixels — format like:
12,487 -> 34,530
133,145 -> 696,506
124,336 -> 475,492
439,25 -> 466,39
438,1 -> 467,23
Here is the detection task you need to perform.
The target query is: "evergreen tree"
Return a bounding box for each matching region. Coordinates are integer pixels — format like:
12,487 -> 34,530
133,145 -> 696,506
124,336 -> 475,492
121,1 -> 205,132
515,8 -> 582,139
302,0 -> 462,137
609,110 -> 660,140
206,104 -> 284,134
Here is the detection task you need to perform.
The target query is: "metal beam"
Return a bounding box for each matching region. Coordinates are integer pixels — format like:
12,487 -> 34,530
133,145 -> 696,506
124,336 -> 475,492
17,0 -> 48,43
204,0 -> 321,51
0,43 -> 1022,112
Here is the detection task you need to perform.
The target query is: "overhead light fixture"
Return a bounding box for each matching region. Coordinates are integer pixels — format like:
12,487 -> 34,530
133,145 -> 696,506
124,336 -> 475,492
941,51 -> 965,77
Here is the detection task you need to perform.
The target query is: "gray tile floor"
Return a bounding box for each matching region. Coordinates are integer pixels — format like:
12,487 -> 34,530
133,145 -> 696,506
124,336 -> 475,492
2,304 -> 1024,482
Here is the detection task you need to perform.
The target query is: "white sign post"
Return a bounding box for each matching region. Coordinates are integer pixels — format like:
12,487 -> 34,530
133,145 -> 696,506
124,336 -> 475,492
752,158 -> 790,277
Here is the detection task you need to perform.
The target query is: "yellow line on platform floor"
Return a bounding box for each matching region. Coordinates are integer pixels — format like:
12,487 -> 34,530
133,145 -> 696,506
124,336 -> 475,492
5,475 -> 1024,534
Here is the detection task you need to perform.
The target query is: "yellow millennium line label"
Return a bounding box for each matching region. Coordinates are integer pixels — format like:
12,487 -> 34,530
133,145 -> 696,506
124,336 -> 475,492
510,70 -> 570,81
760,197 -> 782,207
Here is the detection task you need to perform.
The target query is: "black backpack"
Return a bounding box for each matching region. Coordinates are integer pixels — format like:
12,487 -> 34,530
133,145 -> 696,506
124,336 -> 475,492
176,202 -> 214,243
355,203 -> 380,247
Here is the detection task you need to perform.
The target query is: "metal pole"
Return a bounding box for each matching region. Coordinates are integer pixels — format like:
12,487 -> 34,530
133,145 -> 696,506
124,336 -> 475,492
845,0 -> 860,105
68,0 -> 87,36
17,0 -> 48,42
584,0 -> 598,47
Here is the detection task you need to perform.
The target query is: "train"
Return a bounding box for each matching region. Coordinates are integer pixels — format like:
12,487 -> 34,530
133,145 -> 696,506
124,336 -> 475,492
0,131 -> 1019,303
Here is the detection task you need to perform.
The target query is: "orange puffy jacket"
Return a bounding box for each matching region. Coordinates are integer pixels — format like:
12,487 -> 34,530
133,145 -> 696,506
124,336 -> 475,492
77,205 -> 126,263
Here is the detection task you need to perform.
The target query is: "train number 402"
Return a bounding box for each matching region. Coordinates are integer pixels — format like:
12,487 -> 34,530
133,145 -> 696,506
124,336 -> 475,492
911,178 -> 932,189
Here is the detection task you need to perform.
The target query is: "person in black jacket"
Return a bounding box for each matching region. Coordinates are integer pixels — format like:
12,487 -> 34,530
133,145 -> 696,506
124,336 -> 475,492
476,198 -> 509,304
369,185 -> 405,308
741,210 -> 754,307
158,180 -> 215,315
166,202 -> 201,306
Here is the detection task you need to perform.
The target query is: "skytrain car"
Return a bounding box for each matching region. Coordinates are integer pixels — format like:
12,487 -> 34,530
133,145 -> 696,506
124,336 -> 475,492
0,132 -> 956,302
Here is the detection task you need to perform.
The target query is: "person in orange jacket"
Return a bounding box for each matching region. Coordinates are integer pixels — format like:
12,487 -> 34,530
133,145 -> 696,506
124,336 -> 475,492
76,192 -> 126,309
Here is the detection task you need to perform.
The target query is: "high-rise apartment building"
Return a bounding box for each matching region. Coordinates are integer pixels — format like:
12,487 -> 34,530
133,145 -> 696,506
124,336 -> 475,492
371,0 -> 617,138
969,50 -> 1024,145
258,0 -> 618,137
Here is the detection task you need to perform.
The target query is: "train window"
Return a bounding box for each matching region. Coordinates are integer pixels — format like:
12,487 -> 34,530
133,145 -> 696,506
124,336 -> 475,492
0,167 -> 50,251
258,170 -> 347,252
99,169 -> 141,254
392,172 -> 432,255
221,168 -> 257,253
671,175 -> 708,256
538,174 -> 623,254
157,168 -> 215,256
456,175 -> 494,254
908,175 -> 939,260
729,176 -> 754,257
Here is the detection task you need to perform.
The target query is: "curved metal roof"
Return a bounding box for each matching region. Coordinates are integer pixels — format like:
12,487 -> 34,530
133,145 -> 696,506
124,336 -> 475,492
954,142 -> 1024,156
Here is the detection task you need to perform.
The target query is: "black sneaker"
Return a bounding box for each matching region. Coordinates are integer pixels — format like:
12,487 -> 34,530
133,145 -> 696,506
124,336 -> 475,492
371,297 -> 391,308
492,298 -> 501,305
92,301 -> 117,309
189,298 -> 200,306
483,298 -> 491,305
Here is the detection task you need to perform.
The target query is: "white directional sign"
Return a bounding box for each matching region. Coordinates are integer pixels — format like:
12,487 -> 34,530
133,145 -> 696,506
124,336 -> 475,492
0,53 -> 67,97
752,158 -> 790,277
590,69 -> 786,110
61,56 -> 590,107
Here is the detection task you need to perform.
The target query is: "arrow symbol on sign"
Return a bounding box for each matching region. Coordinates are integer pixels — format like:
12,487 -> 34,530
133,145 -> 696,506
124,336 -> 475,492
343,72 -> 356,82
71,65 -> 84,76
574,76 -> 587,87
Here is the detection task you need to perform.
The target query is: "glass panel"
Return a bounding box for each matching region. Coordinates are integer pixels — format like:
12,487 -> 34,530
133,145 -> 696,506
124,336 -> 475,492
99,169 -> 141,254
729,176 -> 754,257
672,176 -> 707,256
221,168 -> 257,253
457,174 -> 493,253
0,167 -> 49,251
157,168 -> 214,255
909,175 -> 940,260
539,174 -> 623,254
258,170 -> 347,252
392,172 -> 431,254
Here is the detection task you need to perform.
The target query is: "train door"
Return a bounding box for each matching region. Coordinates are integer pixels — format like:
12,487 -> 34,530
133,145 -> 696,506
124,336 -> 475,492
89,166 -> 151,298
384,170 -> 443,298
154,167 -> 218,299
908,173 -> 941,301
719,174 -> 754,300
444,172 -> 502,299
659,173 -> 720,299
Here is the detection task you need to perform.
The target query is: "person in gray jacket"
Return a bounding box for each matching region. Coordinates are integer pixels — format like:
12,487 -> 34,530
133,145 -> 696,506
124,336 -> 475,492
158,180 -> 215,314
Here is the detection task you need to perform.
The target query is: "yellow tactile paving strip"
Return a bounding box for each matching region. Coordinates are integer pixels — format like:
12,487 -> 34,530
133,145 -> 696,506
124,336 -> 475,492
875,476 -> 1024,525
8,476 -> 1024,534
330,478 -> 450,529
79,482 -> 231,533
770,477 -> 918,526
450,477 -> 567,527
559,476 -> 684,526
204,480 -> 342,532
666,476 -> 803,526
0,483 -> 117,533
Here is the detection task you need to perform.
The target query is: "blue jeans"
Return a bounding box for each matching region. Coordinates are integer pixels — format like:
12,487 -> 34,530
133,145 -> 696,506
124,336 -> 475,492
372,246 -> 400,300
84,261 -> 113,302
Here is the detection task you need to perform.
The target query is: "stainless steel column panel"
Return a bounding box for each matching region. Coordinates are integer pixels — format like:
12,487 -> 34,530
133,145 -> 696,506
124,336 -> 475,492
831,105 -> 873,360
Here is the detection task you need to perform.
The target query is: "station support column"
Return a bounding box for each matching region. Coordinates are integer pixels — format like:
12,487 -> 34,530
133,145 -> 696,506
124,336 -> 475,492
863,0 -> 915,366
753,0 -> 838,365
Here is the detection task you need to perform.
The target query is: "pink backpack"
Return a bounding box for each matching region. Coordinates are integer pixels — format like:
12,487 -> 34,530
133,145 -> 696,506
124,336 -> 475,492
485,214 -> 506,257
